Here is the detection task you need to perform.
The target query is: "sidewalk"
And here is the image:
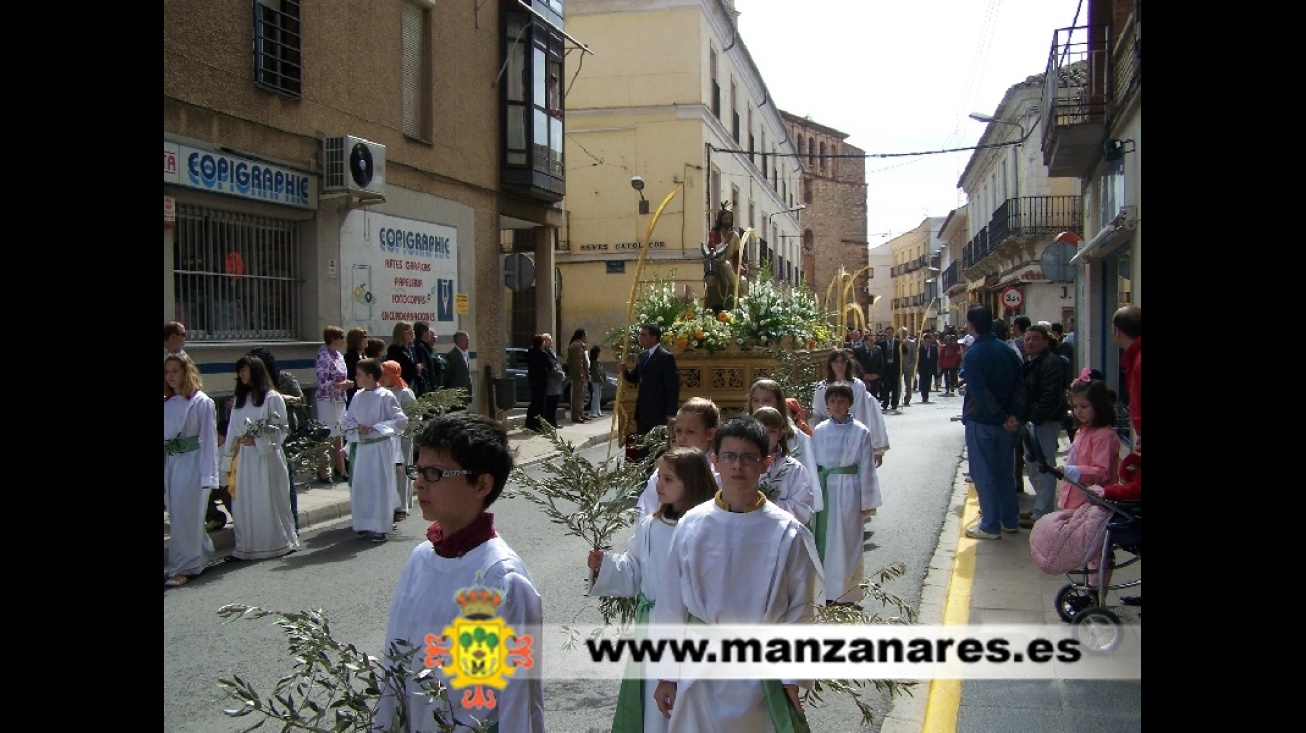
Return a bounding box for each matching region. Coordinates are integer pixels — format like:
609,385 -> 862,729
882,443 -> 1142,733
163,411 -> 621,560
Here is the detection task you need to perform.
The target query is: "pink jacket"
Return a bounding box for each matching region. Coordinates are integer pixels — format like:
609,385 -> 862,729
1029,495 -> 1112,575
1058,425 -> 1120,511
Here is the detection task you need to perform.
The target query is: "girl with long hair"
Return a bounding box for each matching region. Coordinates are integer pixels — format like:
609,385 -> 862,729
164,354 -> 220,587
1056,370 -> 1121,512
224,355 -> 298,561
751,406 -> 814,525
587,447 -> 718,733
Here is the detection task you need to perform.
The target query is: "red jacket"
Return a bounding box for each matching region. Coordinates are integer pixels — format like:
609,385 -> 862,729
938,343 -> 962,369
1122,337 -> 1141,437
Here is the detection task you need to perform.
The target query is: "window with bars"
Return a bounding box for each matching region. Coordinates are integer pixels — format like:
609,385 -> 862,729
253,0 -> 302,99
173,204 -> 301,341
402,1 -> 431,139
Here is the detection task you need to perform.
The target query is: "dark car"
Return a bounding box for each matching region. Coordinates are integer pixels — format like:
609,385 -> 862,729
505,347 -> 618,408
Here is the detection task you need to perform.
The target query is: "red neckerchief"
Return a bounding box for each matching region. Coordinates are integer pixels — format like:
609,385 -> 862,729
426,512 -> 497,558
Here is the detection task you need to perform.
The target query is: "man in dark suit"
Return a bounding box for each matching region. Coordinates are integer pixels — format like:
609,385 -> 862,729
876,327 -> 902,411
412,321 -> 445,397
443,330 -> 473,409
622,323 -> 680,446
917,331 -> 939,404
852,332 -> 884,401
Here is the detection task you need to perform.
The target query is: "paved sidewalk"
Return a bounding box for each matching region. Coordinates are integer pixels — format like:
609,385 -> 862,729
882,445 -> 1141,733
163,412 -> 622,560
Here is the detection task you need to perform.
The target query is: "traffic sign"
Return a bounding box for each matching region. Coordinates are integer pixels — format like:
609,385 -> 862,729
1000,286 -> 1024,310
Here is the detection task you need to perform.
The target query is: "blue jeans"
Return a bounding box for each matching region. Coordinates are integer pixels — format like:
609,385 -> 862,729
1027,420 -> 1062,520
589,379 -> 604,416
966,422 -> 1020,534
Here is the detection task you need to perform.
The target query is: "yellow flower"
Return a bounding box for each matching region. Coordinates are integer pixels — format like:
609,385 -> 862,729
717,311 -> 729,322
677,338 -> 689,349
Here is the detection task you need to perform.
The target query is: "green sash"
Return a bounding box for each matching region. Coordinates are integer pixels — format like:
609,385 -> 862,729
611,593 -> 656,733
685,614 -> 811,733
164,435 -> 200,455
812,465 -> 859,563
346,435 -> 392,488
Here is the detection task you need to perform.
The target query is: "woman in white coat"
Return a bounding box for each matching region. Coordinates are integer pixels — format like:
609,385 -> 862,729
164,354 -> 220,587
224,355 -> 299,561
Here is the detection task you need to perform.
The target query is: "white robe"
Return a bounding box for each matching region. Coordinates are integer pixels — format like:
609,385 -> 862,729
811,379 -> 890,455
760,454 -> 815,526
377,536 -> 545,733
391,386 -> 417,513
811,417 -> 880,603
164,391 -> 219,577
637,464 -> 722,517
651,499 -> 823,733
344,387 -> 408,534
785,423 -> 824,514
226,392 -> 299,560
589,514 -> 678,733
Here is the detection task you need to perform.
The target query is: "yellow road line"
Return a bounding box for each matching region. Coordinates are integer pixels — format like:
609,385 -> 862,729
921,482 -> 980,733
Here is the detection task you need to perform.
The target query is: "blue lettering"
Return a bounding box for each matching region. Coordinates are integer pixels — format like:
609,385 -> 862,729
235,162 -> 250,194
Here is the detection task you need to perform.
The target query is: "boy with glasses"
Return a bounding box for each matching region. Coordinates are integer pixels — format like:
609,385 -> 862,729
652,416 -> 821,731
810,382 -> 880,606
376,413 -> 544,732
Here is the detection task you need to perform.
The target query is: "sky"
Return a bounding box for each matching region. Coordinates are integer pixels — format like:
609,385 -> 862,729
736,0 -> 1085,249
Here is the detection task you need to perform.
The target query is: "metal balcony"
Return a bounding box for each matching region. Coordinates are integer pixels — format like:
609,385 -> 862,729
1040,24 -> 1111,177
941,260 -> 963,294
988,195 -> 1082,245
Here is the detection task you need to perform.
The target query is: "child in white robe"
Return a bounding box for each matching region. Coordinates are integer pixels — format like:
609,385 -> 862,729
811,348 -> 890,467
343,358 -> 407,542
637,398 -> 721,516
651,416 -> 822,733
751,406 -> 815,526
810,382 -> 881,605
748,378 -> 824,515
164,354 -> 220,587
381,360 -> 417,523
224,354 -> 298,561
376,412 -> 544,733
588,447 -> 718,733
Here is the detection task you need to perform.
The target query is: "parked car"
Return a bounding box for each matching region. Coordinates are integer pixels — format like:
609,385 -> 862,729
504,347 -> 618,408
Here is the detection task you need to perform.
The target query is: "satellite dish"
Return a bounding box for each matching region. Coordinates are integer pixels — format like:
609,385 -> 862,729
1040,241 -> 1078,282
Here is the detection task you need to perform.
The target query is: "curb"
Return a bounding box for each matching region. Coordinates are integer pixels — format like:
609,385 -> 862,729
878,450 -> 971,733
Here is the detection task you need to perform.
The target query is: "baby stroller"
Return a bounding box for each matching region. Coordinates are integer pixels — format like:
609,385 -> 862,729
1024,431 -> 1141,653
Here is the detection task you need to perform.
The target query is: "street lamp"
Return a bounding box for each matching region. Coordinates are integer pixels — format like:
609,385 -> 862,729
968,113 -> 1026,201
631,176 -> 649,214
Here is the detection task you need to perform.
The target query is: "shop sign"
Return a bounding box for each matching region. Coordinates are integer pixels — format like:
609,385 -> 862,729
163,141 -> 318,210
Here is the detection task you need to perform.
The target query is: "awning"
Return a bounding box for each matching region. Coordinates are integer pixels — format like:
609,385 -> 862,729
1070,206 -> 1136,265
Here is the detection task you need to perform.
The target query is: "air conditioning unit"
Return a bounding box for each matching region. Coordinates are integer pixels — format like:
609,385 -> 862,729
323,135 -> 386,197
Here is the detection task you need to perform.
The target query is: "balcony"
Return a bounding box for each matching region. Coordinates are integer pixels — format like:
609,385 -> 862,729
1040,24 -> 1110,177
964,195 -> 1081,274
1039,14 -> 1140,178
940,260 -> 963,295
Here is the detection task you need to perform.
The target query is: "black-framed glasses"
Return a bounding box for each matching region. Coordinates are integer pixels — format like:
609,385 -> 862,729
716,452 -> 763,466
405,465 -> 476,482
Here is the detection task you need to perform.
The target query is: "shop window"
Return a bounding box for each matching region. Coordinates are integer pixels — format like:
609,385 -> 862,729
253,0 -> 302,99
173,205 -> 301,341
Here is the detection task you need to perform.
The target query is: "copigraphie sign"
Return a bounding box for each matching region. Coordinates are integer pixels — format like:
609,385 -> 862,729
340,210 -> 458,336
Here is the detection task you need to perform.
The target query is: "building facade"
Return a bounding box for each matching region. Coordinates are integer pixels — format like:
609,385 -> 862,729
1040,0 -> 1142,393
164,0 -> 570,409
781,112 -> 871,319
885,218 -> 944,334
937,204 -> 969,330
558,0 -> 806,348
958,76 -> 1082,330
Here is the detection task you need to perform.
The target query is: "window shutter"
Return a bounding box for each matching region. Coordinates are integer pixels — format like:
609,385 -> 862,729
402,2 -> 423,137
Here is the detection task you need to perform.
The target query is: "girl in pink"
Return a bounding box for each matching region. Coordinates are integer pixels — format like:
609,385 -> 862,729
1057,370 -> 1121,511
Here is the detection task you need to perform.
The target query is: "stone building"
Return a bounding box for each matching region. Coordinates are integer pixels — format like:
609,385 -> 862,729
782,112 -> 871,322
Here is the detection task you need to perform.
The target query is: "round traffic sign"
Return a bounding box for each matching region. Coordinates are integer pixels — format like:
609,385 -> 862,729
1000,286 -> 1024,310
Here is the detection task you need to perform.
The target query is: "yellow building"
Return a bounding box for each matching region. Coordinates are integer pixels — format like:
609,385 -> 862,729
559,0 -> 806,348
886,218 -> 944,334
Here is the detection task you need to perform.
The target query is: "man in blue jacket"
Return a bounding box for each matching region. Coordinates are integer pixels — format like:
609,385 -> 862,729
961,305 -> 1026,539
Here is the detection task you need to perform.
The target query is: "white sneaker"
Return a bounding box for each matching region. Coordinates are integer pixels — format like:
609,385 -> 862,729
965,525 -> 1001,540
